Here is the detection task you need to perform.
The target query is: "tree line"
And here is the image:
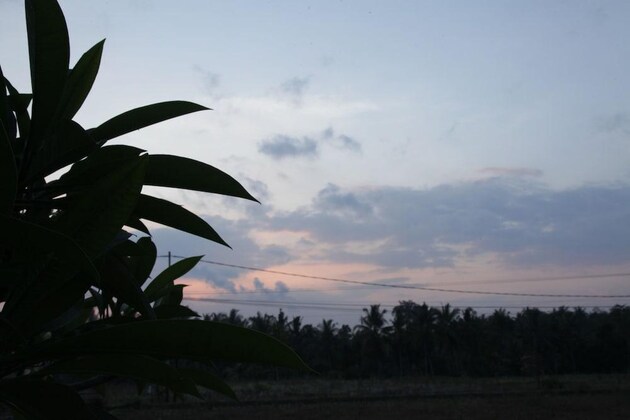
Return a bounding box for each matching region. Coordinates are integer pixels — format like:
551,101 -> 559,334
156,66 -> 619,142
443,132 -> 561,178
203,302 -> 630,378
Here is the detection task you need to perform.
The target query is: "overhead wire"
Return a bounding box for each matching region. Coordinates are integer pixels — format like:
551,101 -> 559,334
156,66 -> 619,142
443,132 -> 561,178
157,254 -> 630,299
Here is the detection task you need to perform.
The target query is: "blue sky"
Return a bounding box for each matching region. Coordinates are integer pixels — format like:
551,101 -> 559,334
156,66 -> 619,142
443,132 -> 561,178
2,0 -> 630,324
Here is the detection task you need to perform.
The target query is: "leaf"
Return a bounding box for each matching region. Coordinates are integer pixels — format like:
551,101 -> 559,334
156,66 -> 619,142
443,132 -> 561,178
0,379 -> 96,420
143,256 -> 201,302
54,149 -> 147,258
154,284 -> 185,307
125,217 -> 150,235
55,145 -> 145,190
88,101 -> 208,145
145,155 -> 258,202
4,78 -> 31,147
0,121 -> 17,214
96,253 -> 155,319
0,215 -> 99,333
31,319 -> 312,372
26,119 -> 97,181
58,39 -> 105,121
25,0 -> 70,138
154,305 -> 199,319
133,237 -> 157,286
178,367 -> 236,400
0,66 -> 17,142
39,355 -> 200,398
134,194 -> 229,247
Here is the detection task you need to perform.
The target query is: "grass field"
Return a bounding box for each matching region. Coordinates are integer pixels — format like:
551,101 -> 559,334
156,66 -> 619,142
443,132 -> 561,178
110,374 -> 630,419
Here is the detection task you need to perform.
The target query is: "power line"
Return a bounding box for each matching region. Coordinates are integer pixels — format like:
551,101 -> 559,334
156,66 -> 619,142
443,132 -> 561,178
159,255 -> 630,299
184,286 -> 386,295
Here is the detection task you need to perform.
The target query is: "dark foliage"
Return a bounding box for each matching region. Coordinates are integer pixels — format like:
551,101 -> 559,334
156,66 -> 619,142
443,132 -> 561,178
205,303 -> 630,379
0,1 -> 307,418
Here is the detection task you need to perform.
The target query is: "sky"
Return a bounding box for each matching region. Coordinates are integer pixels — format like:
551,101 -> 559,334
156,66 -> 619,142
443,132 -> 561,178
2,0 -> 630,325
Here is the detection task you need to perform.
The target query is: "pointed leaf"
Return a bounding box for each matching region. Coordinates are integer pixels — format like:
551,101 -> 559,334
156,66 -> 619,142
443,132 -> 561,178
133,237 -> 157,286
134,194 -> 229,247
54,150 -> 147,257
97,253 -> 155,319
59,39 -> 105,120
55,145 -> 145,190
0,215 -> 98,333
145,155 -> 258,202
154,305 -> 199,319
144,256 -> 201,301
0,122 -> 17,213
125,217 -> 150,235
32,319 -> 312,372
154,284 -> 185,307
178,367 -> 236,400
88,101 -> 208,145
25,0 -> 70,138
26,119 -> 97,181
0,380 -> 96,420
4,78 -> 31,147
0,66 -> 17,142
39,355 -> 200,398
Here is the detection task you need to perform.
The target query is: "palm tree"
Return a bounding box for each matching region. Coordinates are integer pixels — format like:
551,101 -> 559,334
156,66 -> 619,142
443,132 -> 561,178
434,304 -> 461,374
457,307 -> 484,375
249,312 -> 276,334
273,309 -> 289,342
318,319 -> 338,370
355,304 -> 390,374
406,303 -> 437,375
227,308 -> 246,326
391,301 -> 415,375
356,304 -> 389,335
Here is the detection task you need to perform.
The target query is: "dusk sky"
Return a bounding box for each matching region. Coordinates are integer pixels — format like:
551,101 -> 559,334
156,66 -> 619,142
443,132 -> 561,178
2,0 -> 630,324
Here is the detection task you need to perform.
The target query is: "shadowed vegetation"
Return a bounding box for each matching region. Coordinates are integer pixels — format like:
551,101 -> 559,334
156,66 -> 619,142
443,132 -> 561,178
0,1 -> 308,418
203,303 -> 630,379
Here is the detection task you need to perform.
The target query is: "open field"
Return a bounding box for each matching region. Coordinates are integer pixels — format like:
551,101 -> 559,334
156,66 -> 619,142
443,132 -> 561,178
111,374 -> 630,420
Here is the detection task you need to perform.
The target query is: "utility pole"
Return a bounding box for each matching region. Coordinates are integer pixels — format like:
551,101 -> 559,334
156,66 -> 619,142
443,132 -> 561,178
168,251 -> 171,267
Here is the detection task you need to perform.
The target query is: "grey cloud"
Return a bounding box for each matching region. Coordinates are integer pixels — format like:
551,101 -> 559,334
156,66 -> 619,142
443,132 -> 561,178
321,127 -> 362,153
314,184 -> 373,217
267,180 -> 630,269
335,135 -> 362,153
149,214 -> 292,291
478,167 -> 543,178
241,176 -> 270,202
258,135 -> 318,159
193,65 -> 221,95
250,278 -> 290,298
280,77 -> 309,99
149,180 -> 630,284
322,127 -> 334,139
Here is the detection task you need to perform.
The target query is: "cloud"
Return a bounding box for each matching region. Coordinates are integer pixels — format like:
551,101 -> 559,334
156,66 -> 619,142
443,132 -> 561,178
322,127 -> 334,139
321,127 -> 362,153
478,167 -> 543,178
193,65 -> 221,95
313,184 -> 372,217
279,77 -> 310,105
148,179 -> 630,291
258,135 -> 318,159
267,179 -> 630,269
248,278 -> 290,299
241,176 -> 271,202
335,135 -> 362,153
149,214 -> 292,291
